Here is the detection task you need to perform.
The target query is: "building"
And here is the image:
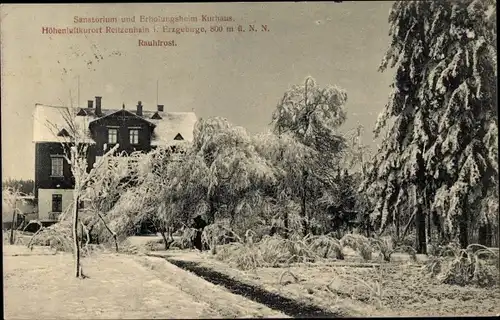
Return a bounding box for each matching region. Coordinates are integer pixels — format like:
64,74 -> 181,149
2,195 -> 37,230
32,96 -> 197,221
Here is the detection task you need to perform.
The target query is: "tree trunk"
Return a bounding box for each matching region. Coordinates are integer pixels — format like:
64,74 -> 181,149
395,209 -> 400,241
432,213 -> 444,243
80,223 -> 85,247
423,188 -> 431,246
458,207 -> 469,249
401,211 -> 415,241
478,221 -> 492,247
72,197 -> 82,278
277,125 -> 289,239
426,212 -> 432,244
365,214 -> 372,238
284,211 -> 289,239
160,227 -> 174,250
486,223 -> 492,247
301,169 -> 308,237
478,224 -> 487,246
414,206 -> 427,254
9,204 -> 17,245
96,212 -> 118,252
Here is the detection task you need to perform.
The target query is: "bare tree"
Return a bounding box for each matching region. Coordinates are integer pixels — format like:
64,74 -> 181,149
2,186 -> 23,244
46,105 -> 122,278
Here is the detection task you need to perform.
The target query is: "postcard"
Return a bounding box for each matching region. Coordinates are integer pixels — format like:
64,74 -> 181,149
2,2 -> 498,318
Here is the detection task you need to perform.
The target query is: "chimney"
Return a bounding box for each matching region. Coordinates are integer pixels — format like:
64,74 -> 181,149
87,100 -> 93,108
137,101 -> 143,116
157,105 -> 164,112
95,96 -> 102,116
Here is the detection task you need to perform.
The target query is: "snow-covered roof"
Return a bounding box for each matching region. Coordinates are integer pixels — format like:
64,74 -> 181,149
33,103 -> 197,145
33,104 -> 95,144
149,111 -> 197,146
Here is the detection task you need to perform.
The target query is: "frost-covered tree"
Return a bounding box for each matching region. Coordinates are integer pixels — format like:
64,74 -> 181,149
81,150 -> 142,249
271,77 -> 349,236
252,132 -> 318,237
361,0 -> 497,252
46,106 -> 125,277
426,0 -> 497,248
2,186 -> 23,244
98,142 -> 191,248
190,117 -> 277,233
117,117 -> 278,250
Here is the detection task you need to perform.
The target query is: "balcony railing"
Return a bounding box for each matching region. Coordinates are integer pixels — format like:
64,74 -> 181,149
48,212 -> 61,220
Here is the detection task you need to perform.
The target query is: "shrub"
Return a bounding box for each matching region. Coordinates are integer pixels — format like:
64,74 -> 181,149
309,234 -> 344,260
260,234 -> 318,265
27,221 -> 73,253
215,234 -> 321,270
340,233 -> 373,261
423,243 -> 499,287
219,242 -> 264,270
370,237 -> 393,262
202,223 -> 242,255
144,238 -> 166,251
171,227 -> 197,249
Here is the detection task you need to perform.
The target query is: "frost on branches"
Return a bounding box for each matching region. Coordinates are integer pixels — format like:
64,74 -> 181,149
270,77 -> 352,236
45,106 -> 136,277
361,0 -> 497,252
191,117 -> 278,231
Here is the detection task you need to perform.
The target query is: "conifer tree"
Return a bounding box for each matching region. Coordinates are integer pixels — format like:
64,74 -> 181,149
361,0 -> 497,253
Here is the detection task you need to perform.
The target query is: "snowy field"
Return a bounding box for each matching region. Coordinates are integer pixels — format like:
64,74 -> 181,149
3,244 -> 285,319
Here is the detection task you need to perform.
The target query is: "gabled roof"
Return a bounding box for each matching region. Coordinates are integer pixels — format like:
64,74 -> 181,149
149,111 -> 197,146
33,104 -> 95,144
89,109 -> 156,128
33,103 -> 197,145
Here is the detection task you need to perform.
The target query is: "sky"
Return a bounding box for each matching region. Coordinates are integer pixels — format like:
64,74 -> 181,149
1,2 -> 394,180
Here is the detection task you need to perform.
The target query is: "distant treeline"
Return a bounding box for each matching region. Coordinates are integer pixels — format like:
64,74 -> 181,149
2,179 -> 34,195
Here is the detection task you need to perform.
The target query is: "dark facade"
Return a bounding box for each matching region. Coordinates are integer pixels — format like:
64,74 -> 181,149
34,143 -> 75,198
89,109 -> 155,156
34,108 -> 157,200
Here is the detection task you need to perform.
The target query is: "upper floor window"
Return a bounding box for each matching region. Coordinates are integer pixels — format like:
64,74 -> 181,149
50,156 -> 64,177
129,129 -> 139,145
108,128 -> 118,144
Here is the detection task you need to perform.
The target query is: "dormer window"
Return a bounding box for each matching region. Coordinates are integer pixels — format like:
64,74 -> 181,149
151,112 -> 162,120
57,128 -> 70,137
107,128 -> 118,144
76,109 -> 87,116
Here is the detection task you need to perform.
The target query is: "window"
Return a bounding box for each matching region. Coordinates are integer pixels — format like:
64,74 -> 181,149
52,194 -> 62,212
129,129 -> 139,144
51,156 -> 64,177
108,128 -> 118,144
151,112 -> 162,120
57,128 -> 70,137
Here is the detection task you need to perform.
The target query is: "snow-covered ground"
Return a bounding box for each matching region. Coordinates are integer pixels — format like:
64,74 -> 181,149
3,245 -> 285,319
